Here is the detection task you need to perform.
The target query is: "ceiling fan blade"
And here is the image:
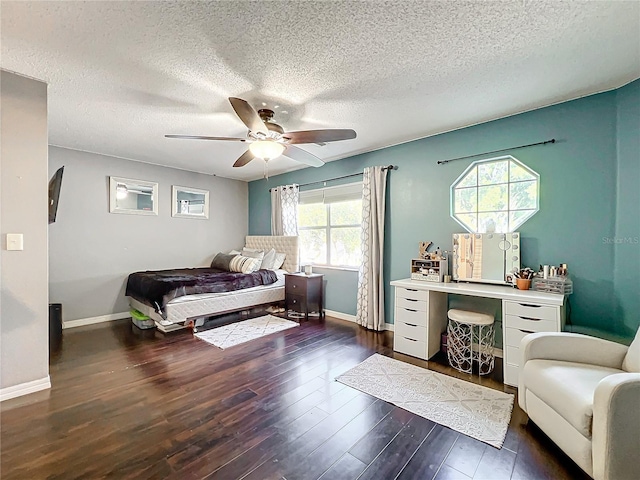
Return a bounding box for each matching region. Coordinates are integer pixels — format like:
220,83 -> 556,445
283,145 -> 324,167
233,149 -> 255,167
282,129 -> 356,144
228,97 -> 268,136
165,135 -> 246,142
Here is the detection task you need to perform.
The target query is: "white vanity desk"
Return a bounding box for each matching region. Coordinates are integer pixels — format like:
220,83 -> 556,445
390,278 -> 566,387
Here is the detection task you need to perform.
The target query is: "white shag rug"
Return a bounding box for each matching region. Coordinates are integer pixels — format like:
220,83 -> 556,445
336,354 -> 514,448
194,315 -> 298,349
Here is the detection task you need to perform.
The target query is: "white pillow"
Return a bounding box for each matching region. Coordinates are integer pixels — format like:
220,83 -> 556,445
260,248 -> 277,270
229,255 -> 262,273
228,249 -> 241,255
273,252 -> 286,270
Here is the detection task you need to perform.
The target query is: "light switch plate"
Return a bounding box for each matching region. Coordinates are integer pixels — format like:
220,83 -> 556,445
7,233 -> 24,251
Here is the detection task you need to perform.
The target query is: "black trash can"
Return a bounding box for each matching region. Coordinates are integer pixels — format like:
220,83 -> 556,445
49,303 -> 62,352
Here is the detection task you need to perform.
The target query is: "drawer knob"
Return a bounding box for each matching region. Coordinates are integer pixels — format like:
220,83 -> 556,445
405,308 -> 417,312
519,329 -> 535,334
293,284 -> 297,288
292,299 -> 297,304
519,303 -> 541,308
406,288 -> 418,292
404,337 -> 417,342
405,298 -> 418,302
519,316 -> 540,321
406,323 -> 418,327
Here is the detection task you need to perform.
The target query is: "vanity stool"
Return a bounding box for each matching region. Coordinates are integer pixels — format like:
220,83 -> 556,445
447,309 -> 495,375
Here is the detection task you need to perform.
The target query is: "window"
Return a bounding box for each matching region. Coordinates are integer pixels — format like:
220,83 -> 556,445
298,182 -> 362,268
451,156 -> 539,233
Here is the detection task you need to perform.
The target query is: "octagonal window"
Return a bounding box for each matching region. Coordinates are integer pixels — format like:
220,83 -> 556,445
451,156 -> 539,233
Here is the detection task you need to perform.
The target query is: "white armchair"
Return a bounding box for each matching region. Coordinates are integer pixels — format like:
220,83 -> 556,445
519,329 -> 640,480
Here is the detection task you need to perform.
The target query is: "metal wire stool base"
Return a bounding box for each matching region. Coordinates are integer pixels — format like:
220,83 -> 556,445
447,318 -> 495,375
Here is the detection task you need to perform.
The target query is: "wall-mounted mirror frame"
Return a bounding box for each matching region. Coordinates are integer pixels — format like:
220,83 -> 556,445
172,185 -> 210,219
109,176 -> 158,216
452,232 -> 521,285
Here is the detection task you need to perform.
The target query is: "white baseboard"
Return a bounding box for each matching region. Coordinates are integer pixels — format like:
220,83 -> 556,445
324,309 -> 394,331
0,376 -> 51,402
324,310 -> 502,355
63,311 -> 130,329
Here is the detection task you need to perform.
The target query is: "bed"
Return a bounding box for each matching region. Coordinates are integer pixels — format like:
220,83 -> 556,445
127,235 -> 299,332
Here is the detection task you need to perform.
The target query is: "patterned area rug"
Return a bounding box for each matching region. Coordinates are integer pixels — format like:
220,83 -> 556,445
336,354 -> 514,448
194,315 -> 298,349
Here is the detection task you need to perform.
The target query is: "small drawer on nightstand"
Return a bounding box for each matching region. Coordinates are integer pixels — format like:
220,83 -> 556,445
504,301 -> 557,321
396,297 -> 427,312
394,320 -> 426,340
286,293 -> 304,308
395,306 -> 427,327
396,287 -> 428,302
285,277 -> 307,294
394,335 -> 427,360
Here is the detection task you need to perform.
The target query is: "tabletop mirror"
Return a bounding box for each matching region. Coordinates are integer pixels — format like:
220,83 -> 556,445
109,176 -> 158,215
452,232 -> 520,284
172,185 -> 209,219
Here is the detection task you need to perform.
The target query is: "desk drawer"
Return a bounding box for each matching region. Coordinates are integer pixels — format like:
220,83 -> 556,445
505,327 -> 535,347
395,306 -> 427,327
504,314 -> 557,333
396,287 -> 428,302
396,297 -> 427,312
504,362 -> 519,387
394,335 -> 427,360
505,345 -> 521,366
504,301 -> 557,321
395,321 -> 426,341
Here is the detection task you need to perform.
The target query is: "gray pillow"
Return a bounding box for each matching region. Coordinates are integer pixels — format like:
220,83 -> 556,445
210,252 -> 238,271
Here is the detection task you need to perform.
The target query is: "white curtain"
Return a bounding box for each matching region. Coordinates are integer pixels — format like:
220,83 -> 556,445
271,184 -> 299,236
356,166 -> 388,331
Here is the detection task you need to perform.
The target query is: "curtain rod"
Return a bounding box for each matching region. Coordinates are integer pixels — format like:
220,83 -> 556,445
269,165 -> 397,191
436,139 -> 556,165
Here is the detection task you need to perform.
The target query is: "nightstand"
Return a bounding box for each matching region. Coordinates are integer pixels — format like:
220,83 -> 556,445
285,273 -> 324,320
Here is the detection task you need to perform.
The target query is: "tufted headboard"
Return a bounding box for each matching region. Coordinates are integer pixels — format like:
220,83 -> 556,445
245,235 -> 299,273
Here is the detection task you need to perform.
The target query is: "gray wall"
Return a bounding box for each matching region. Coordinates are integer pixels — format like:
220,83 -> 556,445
1,71 -> 50,390
49,147 -> 248,321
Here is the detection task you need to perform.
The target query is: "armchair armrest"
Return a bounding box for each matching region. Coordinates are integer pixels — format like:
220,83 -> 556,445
593,373 -> 640,480
521,332 -> 628,370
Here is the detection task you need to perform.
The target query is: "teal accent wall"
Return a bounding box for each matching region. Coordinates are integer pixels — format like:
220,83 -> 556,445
614,81 -> 640,335
249,80 -> 640,339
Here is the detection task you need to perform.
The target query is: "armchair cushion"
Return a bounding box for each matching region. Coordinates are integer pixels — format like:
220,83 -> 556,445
622,328 -> 640,373
521,332 -> 628,370
522,359 -> 623,438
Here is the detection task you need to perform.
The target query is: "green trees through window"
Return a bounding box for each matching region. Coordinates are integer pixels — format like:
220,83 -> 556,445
298,198 -> 362,268
451,156 -> 539,233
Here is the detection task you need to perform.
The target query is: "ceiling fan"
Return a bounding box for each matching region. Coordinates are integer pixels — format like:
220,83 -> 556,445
165,97 -> 356,169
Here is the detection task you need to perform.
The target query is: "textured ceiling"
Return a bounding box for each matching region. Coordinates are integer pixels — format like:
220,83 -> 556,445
1,1 -> 639,181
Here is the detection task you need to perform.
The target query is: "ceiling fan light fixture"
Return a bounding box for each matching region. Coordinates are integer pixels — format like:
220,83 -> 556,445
249,140 -> 285,160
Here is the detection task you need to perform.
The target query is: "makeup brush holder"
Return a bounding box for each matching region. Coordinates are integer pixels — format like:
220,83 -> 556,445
516,278 -> 531,290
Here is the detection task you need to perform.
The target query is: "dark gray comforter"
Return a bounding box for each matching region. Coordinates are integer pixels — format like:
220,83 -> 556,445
126,268 -> 278,315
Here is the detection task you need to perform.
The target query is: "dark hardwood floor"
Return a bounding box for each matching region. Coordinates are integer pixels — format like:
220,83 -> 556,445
1,316 -> 591,480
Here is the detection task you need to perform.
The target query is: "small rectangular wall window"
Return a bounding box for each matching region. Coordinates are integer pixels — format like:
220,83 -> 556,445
298,182 -> 362,268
